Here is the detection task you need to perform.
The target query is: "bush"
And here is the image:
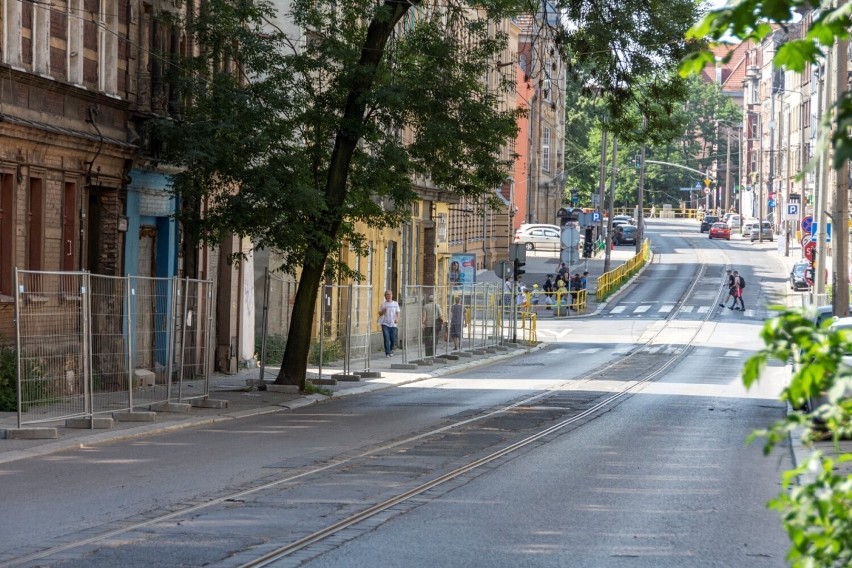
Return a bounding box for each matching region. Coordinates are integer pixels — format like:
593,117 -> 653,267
256,334 -> 286,366
308,336 -> 344,365
0,346 -> 18,412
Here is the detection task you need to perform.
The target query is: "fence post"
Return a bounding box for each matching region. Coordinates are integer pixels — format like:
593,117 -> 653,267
13,269 -> 22,427
83,272 -> 94,424
258,268 -> 271,387
126,275 -> 134,409
344,284 -> 353,375
318,286 -> 326,381
178,277 -> 190,400
166,277 -> 178,401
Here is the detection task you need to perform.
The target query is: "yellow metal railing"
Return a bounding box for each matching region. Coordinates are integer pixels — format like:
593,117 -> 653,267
613,207 -> 699,219
596,239 -> 651,301
518,312 -> 537,344
523,288 -> 587,315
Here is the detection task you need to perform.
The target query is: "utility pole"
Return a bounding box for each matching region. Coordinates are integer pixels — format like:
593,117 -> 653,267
636,115 -> 647,254
598,129 -> 608,249
604,137 -> 618,274
725,129 -> 732,215
814,42 -> 832,300
833,28 -> 849,316
758,110 -> 764,242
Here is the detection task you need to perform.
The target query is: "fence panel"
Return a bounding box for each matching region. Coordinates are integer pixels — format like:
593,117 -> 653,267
15,270 -> 90,426
128,276 -> 174,407
347,285 -> 373,374
89,274 -> 132,414
175,278 -> 214,401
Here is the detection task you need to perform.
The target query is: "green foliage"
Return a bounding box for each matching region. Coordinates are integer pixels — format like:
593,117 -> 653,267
742,309 -> 852,565
308,336 -> 344,366
256,335 -> 286,366
0,346 -> 17,412
304,382 -> 333,397
685,0 -> 852,179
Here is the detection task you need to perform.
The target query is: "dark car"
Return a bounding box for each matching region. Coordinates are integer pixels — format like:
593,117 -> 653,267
700,215 -> 719,233
790,261 -> 810,291
618,225 -> 638,245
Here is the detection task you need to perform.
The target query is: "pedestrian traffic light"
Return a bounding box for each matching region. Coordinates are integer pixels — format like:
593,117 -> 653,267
513,258 -> 525,278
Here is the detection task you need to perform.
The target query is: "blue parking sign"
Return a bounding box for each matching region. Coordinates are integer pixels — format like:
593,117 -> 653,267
592,212 -> 601,222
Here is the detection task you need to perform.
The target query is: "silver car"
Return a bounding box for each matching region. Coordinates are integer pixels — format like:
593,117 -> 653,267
749,221 -> 774,241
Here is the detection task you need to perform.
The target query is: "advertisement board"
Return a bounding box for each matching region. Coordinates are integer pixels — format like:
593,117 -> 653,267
449,253 -> 476,287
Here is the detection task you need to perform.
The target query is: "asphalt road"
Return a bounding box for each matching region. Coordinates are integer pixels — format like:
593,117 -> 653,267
1,219 -> 794,567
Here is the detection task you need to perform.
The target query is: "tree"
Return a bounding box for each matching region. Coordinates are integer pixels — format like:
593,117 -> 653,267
158,0 -> 702,389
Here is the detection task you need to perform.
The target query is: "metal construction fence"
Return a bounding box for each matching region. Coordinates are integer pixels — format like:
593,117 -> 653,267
400,283 -> 504,362
14,270 -> 214,426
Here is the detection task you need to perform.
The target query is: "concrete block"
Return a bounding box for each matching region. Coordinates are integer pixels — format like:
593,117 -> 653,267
191,398 -> 229,409
113,411 -> 157,422
391,363 -> 418,370
310,378 -> 338,385
2,427 -> 59,439
358,371 -> 382,379
134,369 -> 156,388
149,402 -> 192,413
471,349 -> 487,355
65,417 -> 114,429
416,359 -> 434,366
443,354 -> 460,361
334,374 -> 361,382
456,351 -> 473,358
266,384 -> 300,394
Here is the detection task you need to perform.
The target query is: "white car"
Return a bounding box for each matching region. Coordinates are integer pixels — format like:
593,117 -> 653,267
513,225 -> 562,251
741,218 -> 760,237
726,214 -> 742,230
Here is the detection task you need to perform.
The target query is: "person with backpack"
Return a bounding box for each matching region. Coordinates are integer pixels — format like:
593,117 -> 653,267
719,269 -> 736,309
731,270 -> 746,311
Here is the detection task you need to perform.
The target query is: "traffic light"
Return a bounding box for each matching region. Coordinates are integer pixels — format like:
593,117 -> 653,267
513,258 -> 525,278
634,154 -> 641,169
583,227 -> 594,258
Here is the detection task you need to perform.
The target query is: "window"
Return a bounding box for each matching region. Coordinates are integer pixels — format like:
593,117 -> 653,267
0,173 -> 14,295
542,127 -> 551,173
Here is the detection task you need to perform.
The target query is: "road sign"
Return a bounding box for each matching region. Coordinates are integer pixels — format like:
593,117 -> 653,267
494,260 -> 512,279
561,225 -> 580,247
591,212 -> 602,223
703,187 -> 711,195
509,243 -> 526,263
801,234 -> 812,247
811,221 -> 832,243
801,215 -> 813,234
785,203 -> 799,219
804,241 -> 816,261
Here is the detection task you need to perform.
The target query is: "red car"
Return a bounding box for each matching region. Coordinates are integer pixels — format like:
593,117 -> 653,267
708,222 -> 731,240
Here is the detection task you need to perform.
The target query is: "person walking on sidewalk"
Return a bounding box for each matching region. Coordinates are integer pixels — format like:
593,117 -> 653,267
449,296 -> 464,350
378,290 -> 400,357
422,294 -> 443,357
719,269 -> 735,309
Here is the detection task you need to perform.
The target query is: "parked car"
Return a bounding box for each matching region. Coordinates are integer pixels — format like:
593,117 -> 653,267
514,225 -> 561,251
613,214 -> 636,225
749,221 -> 774,241
726,214 -> 742,230
741,218 -> 760,238
514,223 -> 561,237
708,222 -> 731,240
790,261 -> 811,291
699,215 -> 719,233
618,224 -> 638,245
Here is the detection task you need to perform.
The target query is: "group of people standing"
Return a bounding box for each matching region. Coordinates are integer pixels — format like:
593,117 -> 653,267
719,269 -> 746,311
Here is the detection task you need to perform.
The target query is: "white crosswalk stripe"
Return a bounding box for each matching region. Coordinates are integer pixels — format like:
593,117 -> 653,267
634,305 -> 651,313
579,348 -> 602,354
680,305 -> 694,313
697,306 -> 711,314
659,305 -> 674,313
610,306 -> 626,314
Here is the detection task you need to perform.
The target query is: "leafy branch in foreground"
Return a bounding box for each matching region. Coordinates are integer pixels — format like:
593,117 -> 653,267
742,308 -> 852,567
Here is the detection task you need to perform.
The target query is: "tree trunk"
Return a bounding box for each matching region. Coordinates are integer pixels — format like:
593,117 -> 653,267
275,0 -> 414,389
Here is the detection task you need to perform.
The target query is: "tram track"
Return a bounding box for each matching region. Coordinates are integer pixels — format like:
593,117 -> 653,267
3,233 -> 735,568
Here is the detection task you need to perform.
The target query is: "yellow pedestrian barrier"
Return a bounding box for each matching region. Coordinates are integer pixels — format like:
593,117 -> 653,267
596,239 -> 651,301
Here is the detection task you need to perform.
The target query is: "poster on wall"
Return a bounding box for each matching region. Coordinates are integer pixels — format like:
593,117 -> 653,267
449,254 -> 476,287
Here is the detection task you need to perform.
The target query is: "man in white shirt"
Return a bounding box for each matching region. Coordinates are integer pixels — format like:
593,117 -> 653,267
378,290 -> 400,357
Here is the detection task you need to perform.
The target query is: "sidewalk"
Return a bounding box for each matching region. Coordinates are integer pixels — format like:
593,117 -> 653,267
0,246 -> 640,464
